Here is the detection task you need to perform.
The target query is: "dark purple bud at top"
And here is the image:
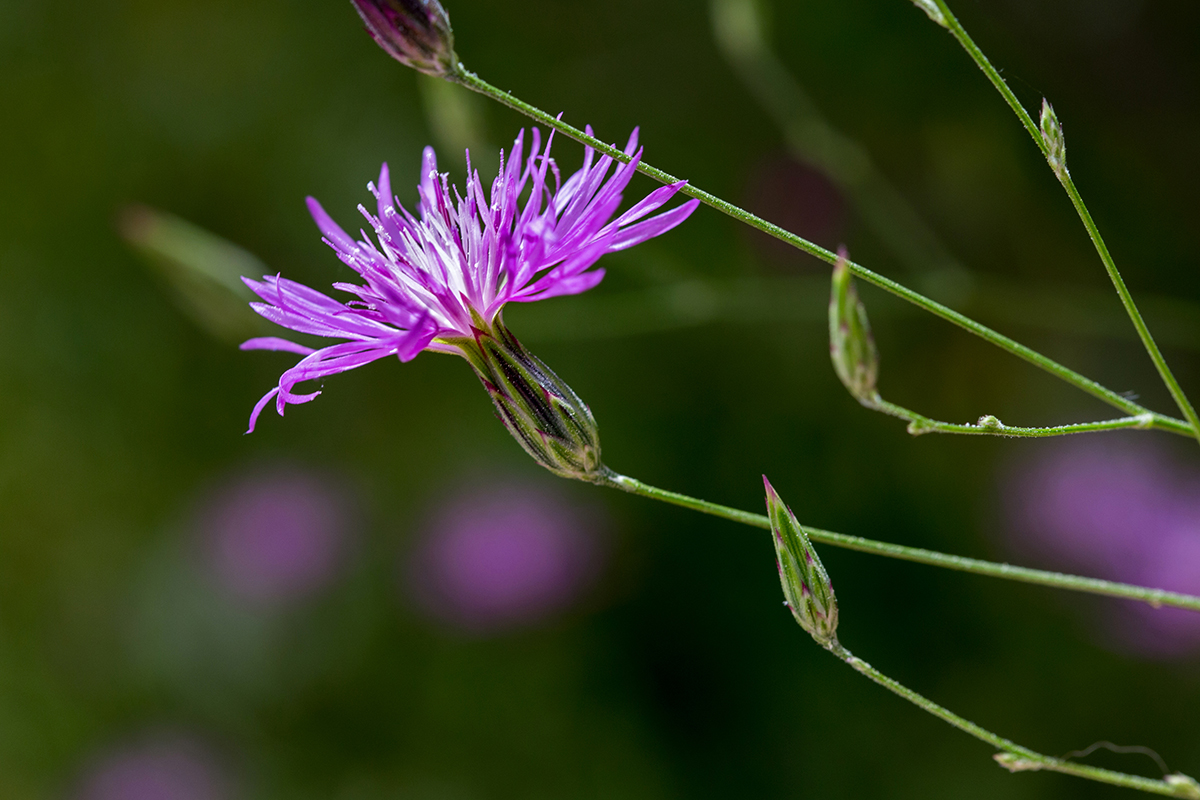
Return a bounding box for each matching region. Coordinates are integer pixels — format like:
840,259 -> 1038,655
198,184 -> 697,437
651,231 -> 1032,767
351,0 -> 458,78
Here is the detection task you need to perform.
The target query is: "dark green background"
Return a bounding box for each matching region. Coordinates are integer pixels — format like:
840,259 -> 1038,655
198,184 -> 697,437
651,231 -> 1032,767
2,0 -> 1199,797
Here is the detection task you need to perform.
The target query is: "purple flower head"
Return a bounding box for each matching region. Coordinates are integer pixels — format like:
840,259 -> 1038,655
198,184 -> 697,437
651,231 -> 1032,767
74,734 -> 234,800
241,127 -> 699,433
351,0 -> 457,78
405,480 -> 606,635
999,437 -> 1200,659
197,464 -> 355,609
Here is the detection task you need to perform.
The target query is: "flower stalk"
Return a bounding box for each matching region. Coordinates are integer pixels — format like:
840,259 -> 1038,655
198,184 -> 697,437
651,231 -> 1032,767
760,480 -> 1200,797
831,641 -> 1199,797
441,67 -> 1192,439
919,0 -> 1200,445
598,469 -> 1200,614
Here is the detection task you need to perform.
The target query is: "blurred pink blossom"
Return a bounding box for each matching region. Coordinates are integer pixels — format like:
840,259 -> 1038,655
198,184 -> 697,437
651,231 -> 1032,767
1000,436 -> 1200,659
197,464 -> 355,608
406,480 -> 606,634
74,734 -> 234,800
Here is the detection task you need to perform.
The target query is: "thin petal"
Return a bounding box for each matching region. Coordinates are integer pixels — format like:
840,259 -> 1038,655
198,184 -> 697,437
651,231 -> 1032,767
607,199 -> 700,251
246,387 -> 280,433
306,197 -> 358,252
239,337 -> 316,355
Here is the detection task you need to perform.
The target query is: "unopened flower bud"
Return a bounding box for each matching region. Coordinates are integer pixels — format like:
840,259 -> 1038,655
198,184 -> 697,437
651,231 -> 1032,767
1040,99 -> 1067,179
829,248 -> 879,406
351,0 -> 458,78
764,476 -> 838,647
457,316 -> 603,483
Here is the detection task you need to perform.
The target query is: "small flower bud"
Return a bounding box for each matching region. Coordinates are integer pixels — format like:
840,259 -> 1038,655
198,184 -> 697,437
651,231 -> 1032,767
351,0 -> 458,78
764,476 -> 838,648
1165,774 -> 1200,799
458,316 -> 603,483
993,753 -> 1043,773
1040,99 -> 1067,179
909,0 -> 948,27
829,248 -> 879,406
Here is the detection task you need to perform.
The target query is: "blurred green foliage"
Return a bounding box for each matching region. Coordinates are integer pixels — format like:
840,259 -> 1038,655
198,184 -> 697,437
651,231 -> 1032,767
2,0 -> 1199,798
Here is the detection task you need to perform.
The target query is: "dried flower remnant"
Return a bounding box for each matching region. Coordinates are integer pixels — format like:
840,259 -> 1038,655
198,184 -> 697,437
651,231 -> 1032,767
1001,437 -> 1200,658
764,476 -> 838,647
198,465 -> 354,608
241,128 -> 697,479
405,480 -> 605,634
351,0 -> 458,78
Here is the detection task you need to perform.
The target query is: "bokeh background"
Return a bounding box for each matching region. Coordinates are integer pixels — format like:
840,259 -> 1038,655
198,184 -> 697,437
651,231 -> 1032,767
3,0 -> 1200,797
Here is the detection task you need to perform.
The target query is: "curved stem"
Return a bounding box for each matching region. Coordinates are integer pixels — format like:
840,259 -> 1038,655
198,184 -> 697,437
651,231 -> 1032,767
450,67 -> 1190,433
596,469 -> 1200,613
868,398 -> 1163,438
926,0 -> 1200,444
827,641 -> 1190,796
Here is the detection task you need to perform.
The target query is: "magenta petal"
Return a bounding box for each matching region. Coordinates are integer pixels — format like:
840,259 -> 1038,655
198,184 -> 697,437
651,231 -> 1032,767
240,337 -> 317,355
608,199 -> 700,251
608,182 -> 684,229
306,197 -> 358,253
246,387 -> 281,433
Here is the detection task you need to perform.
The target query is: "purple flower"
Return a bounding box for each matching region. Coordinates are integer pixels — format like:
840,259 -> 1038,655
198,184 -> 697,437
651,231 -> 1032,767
405,480 -> 606,634
999,437 -> 1200,659
74,734 -> 234,800
241,128 -> 699,433
198,465 -> 354,608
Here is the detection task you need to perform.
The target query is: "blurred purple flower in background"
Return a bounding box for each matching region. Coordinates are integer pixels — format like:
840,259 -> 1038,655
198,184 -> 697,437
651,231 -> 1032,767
74,734 -> 235,800
197,464 -> 355,609
999,436 -> 1200,659
406,479 -> 606,634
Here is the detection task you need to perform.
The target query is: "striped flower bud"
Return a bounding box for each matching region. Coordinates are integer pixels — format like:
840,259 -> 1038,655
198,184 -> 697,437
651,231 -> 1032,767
764,476 -> 838,647
351,0 -> 458,78
829,249 -> 879,406
456,316 -> 603,483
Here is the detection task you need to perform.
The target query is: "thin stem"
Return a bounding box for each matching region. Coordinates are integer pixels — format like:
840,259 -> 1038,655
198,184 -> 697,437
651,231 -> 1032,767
450,67 -> 1190,433
827,641 -> 1188,796
596,469 -> 1200,613
868,398 -> 1163,438
926,0 -> 1200,443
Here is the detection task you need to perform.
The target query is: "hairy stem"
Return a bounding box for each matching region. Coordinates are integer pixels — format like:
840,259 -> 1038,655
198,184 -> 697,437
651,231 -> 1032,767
827,641 -> 1189,796
925,0 -> 1200,444
596,469 -> 1200,613
450,67 -> 1190,435
868,398 -> 1163,438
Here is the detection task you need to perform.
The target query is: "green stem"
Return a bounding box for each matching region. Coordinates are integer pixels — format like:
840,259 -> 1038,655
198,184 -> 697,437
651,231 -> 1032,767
926,0 -> 1200,444
869,398 -> 1166,438
450,67 -> 1189,431
596,469 -> 1200,613
827,641 -> 1188,796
